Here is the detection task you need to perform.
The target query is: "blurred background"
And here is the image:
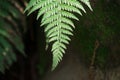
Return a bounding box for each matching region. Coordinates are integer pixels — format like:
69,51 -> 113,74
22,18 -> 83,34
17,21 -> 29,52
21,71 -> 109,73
0,0 -> 120,80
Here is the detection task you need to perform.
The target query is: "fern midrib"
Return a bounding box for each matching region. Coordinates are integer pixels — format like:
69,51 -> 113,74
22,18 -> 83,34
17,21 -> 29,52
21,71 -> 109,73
56,0 -> 62,54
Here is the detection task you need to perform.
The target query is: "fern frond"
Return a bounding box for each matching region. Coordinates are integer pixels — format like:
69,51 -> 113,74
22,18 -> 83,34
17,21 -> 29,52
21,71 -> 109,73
26,0 -> 92,70
0,0 -> 25,73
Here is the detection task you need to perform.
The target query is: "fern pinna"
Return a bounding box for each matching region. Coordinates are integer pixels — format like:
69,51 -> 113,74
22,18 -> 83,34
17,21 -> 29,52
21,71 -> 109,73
25,0 -> 92,70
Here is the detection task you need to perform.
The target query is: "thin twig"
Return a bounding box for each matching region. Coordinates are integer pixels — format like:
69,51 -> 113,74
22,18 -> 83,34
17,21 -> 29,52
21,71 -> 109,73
89,40 -> 100,80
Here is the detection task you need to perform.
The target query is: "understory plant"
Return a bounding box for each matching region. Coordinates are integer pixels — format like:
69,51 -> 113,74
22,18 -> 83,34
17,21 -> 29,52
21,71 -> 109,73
25,0 -> 92,70
0,0 -> 120,76
0,0 -> 25,73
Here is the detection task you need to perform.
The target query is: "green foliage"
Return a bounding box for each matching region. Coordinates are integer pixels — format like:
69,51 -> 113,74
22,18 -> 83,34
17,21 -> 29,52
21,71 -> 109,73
0,0 -> 25,73
25,0 -> 92,70
0,0 -> 119,76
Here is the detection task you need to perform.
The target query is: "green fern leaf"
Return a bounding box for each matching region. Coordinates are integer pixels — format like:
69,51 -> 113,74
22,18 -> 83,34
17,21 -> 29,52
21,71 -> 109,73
25,0 -> 92,70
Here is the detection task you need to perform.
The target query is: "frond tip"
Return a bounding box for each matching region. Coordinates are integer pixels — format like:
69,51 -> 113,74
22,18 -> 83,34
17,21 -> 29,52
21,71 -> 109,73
25,0 -> 92,70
